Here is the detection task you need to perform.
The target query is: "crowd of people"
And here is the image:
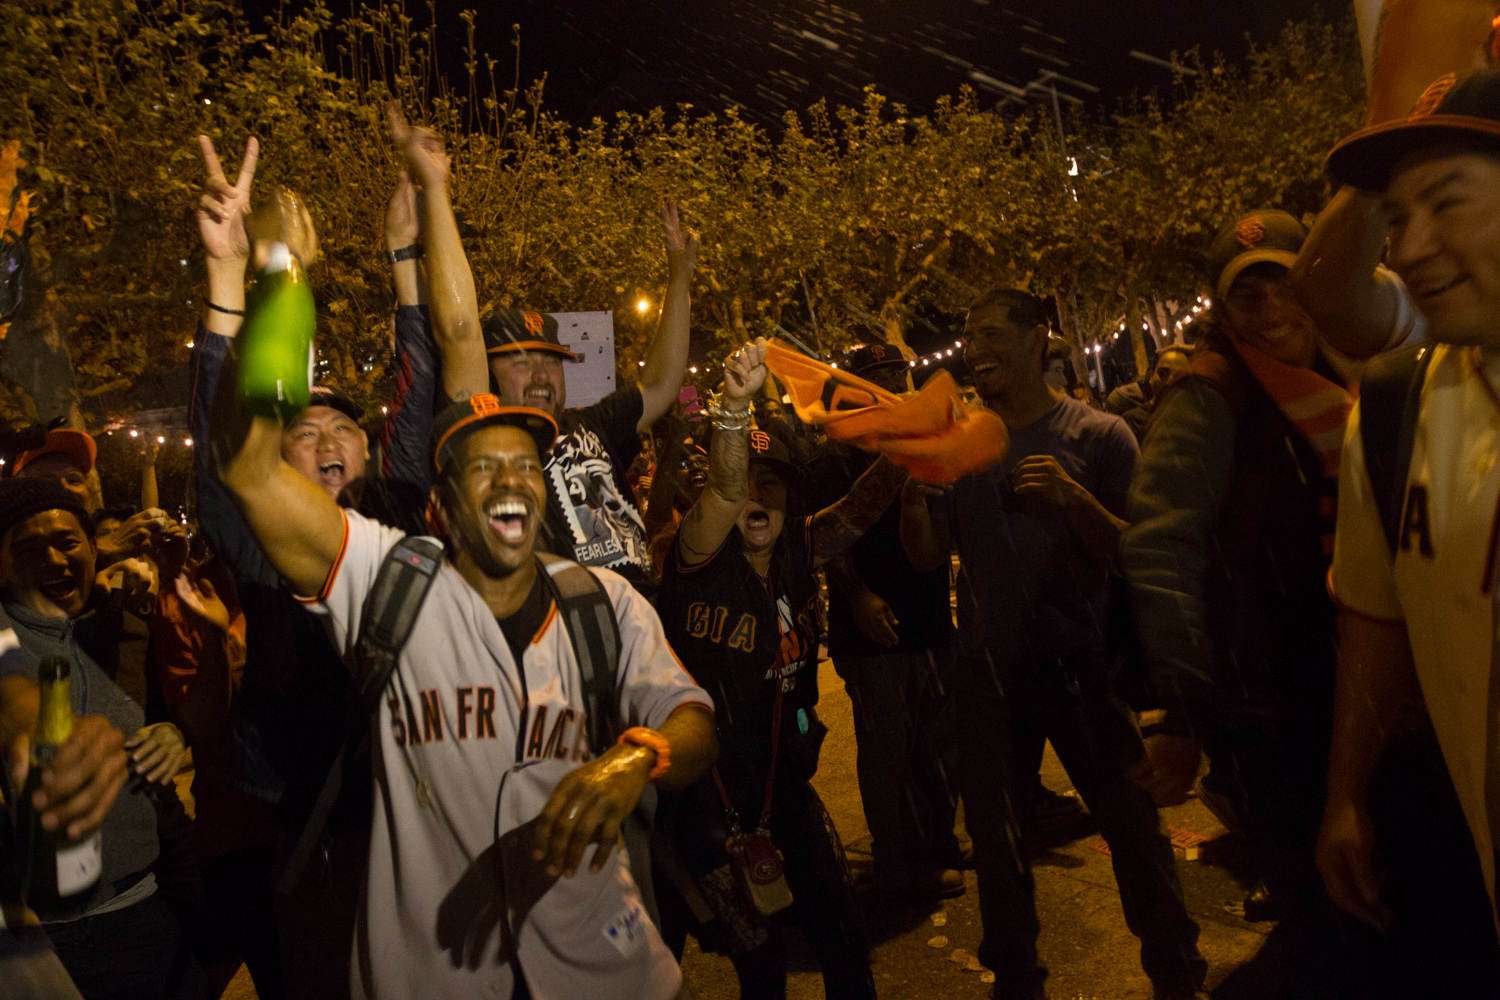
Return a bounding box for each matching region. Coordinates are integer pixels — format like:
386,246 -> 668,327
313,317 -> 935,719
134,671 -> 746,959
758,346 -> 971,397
8,31 -> 1500,1000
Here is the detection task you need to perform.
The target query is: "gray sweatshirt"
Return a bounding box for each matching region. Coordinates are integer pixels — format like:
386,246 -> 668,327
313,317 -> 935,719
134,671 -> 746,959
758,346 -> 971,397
4,599 -> 160,921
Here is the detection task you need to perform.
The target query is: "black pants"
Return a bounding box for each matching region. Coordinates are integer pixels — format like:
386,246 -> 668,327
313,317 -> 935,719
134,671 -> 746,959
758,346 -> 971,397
728,778 -> 875,1000
1202,710 -> 1374,999
45,893 -> 190,1000
201,844 -> 285,999
1368,728 -> 1500,998
832,647 -> 961,869
957,649 -> 1204,999
658,774 -> 875,1000
274,816 -> 367,1000
1208,712 -> 1500,1000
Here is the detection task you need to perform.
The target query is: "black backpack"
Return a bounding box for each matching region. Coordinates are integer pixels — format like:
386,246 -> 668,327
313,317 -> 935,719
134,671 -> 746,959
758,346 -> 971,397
1358,343 -> 1435,553
277,540 -> 627,896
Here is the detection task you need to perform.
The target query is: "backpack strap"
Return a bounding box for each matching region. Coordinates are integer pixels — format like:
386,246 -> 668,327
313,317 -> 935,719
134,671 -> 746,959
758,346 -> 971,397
533,554 -> 662,923
277,535 -> 445,896
535,553 -> 624,756
1359,343 -> 1433,555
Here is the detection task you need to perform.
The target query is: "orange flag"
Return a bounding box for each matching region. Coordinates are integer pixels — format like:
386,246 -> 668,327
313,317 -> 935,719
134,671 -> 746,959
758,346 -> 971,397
765,339 -> 1008,484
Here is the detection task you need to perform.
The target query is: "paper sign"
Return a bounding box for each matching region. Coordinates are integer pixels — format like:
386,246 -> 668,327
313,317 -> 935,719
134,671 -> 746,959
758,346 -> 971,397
552,311 -> 617,410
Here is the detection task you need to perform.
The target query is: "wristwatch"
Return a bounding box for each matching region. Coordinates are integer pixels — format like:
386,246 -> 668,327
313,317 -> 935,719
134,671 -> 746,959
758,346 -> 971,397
387,242 -> 424,264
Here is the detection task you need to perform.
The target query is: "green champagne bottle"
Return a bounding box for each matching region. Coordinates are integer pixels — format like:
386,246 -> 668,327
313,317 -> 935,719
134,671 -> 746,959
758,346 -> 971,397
17,656 -> 102,910
236,241 -> 316,422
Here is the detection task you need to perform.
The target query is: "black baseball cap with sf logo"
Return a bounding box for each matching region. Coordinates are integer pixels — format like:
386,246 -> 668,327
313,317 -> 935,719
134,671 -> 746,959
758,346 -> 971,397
1327,67 -> 1500,192
843,342 -> 909,378
481,308 -> 582,361
429,393 -> 559,475
743,423 -> 802,488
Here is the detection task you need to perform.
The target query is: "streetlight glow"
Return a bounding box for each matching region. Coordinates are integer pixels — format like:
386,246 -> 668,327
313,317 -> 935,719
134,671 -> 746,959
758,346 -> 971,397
636,299 -> 650,313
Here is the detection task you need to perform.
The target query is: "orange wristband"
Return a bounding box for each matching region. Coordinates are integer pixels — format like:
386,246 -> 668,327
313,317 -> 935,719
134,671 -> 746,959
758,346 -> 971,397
617,726 -> 671,781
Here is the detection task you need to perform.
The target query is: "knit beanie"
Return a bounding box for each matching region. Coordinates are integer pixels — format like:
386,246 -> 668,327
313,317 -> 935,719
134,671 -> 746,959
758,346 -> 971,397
0,477 -> 92,542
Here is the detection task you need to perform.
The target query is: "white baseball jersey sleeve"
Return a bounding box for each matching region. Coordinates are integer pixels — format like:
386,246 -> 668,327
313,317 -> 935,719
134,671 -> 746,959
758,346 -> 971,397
306,510 -> 712,1000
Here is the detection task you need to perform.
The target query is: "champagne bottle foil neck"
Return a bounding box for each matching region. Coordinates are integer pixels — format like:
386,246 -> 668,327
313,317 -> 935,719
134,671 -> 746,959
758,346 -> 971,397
263,242 -> 293,274
37,656 -> 70,684
36,677 -> 73,746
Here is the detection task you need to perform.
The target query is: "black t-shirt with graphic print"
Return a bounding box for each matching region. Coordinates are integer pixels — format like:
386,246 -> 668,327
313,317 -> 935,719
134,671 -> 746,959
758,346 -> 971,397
656,520 -> 821,819
539,386 -> 652,595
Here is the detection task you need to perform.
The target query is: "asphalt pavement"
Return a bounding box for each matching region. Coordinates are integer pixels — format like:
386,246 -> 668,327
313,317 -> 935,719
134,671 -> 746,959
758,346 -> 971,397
679,658 -> 1272,1000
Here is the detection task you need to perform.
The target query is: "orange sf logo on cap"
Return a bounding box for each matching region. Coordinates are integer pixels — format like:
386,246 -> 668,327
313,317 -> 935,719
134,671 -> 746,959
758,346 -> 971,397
524,312 -> 544,335
470,393 -> 503,417
870,344 -> 886,361
750,430 -> 771,453
1235,218 -> 1265,249
1411,73 -> 1458,119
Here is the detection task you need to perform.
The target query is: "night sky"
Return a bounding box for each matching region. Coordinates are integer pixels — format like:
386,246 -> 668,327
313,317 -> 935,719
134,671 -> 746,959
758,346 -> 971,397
260,0 -> 1331,125
484,0 -> 1326,124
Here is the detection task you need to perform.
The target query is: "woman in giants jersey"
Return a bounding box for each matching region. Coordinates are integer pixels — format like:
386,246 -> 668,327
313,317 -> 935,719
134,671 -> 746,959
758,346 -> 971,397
655,337 -> 908,1000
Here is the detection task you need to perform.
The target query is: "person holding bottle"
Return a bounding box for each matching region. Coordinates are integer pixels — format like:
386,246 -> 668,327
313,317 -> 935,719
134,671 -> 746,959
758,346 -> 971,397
0,615 -> 132,999
0,476 -> 197,997
185,126 -> 492,998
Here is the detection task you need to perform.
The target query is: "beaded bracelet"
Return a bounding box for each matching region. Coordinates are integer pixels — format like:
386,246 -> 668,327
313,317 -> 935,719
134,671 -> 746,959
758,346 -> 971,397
617,727 -> 672,781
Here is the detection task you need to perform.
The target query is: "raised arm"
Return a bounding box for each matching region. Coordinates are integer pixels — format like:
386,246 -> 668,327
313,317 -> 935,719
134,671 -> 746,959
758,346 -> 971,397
387,102 -> 489,404
377,170 -> 441,504
190,135 -> 278,586
1288,186 -> 1410,360
140,438 -> 160,512
1292,0 -> 1494,359
385,169 -> 427,308
643,415 -> 688,543
808,455 -> 907,568
215,209 -> 347,597
636,201 -> 700,431
218,411 -> 346,599
195,135 -> 257,339
676,339 -> 765,567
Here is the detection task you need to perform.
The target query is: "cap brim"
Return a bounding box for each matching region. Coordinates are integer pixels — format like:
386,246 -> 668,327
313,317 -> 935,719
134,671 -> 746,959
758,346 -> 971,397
485,341 -> 583,362
306,393 -> 365,423
1216,249 -> 1301,301
852,360 -> 910,377
1325,114 -> 1500,191
749,455 -> 803,490
15,430 -> 97,477
432,406 -> 560,473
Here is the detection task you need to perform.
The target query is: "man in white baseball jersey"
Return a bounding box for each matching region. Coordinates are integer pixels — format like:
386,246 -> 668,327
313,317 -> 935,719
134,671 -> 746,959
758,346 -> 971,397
1317,66 -> 1500,935
217,388 -> 718,999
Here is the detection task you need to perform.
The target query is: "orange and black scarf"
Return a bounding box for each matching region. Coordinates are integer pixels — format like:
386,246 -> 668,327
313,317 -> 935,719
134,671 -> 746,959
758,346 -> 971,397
1235,342 -> 1355,556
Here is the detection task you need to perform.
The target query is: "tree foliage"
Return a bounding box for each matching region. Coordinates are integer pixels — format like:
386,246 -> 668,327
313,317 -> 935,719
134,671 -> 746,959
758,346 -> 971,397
0,1 -> 1364,432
